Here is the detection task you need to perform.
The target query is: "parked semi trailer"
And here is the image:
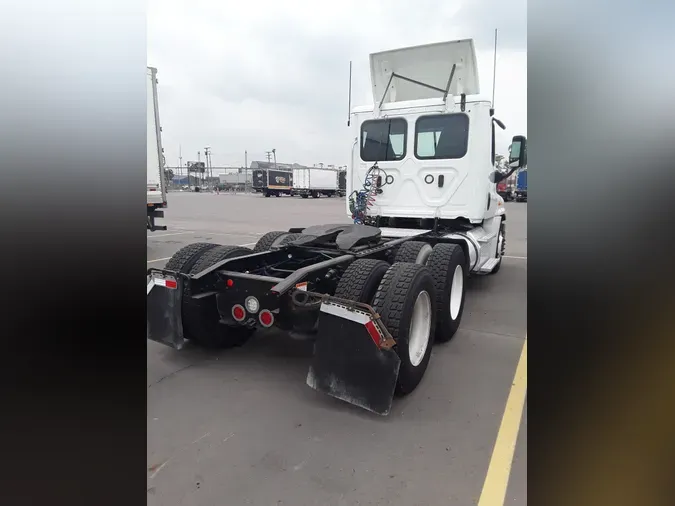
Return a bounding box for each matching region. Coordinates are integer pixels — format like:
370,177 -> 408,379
293,167 -> 340,198
147,66 -> 167,231
514,168 -> 527,202
147,39 -> 527,415
338,169 -> 346,197
496,180 -> 513,201
252,168 -> 293,197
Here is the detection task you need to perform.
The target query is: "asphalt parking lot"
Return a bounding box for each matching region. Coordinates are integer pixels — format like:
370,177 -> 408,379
147,192 -> 527,506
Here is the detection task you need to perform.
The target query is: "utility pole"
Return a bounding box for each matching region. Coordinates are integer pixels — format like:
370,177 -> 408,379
244,150 -> 248,193
272,148 -> 277,169
204,147 -> 211,188
265,151 -> 273,164
178,145 -> 183,185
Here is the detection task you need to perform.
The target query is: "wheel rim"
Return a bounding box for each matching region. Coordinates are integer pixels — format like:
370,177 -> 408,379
416,244 -> 433,265
449,265 -> 464,320
408,290 -> 432,367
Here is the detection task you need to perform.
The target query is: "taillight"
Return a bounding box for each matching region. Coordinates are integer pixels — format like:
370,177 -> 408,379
259,310 -> 274,328
232,304 -> 246,322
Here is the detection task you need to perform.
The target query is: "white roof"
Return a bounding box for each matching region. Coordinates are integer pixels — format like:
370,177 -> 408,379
369,39 -> 479,105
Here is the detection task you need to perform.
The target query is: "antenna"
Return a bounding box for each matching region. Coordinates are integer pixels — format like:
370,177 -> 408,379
347,61 -> 353,127
491,28 -> 498,116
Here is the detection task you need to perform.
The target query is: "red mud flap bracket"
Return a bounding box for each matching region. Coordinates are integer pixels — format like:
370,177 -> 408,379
306,299 -> 400,416
146,271 -> 187,350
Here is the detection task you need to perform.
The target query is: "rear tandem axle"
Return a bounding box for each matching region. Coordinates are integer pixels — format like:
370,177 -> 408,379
147,223 -> 476,414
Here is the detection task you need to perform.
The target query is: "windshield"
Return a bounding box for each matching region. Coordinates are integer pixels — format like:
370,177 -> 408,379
360,118 -> 407,162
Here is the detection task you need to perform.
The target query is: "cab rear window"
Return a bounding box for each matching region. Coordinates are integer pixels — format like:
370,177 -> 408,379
360,118 -> 407,162
415,114 -> 469,160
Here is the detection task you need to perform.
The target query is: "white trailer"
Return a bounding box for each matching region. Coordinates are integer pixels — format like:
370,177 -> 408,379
147,66 -> 167,231
292,167 -> 340,198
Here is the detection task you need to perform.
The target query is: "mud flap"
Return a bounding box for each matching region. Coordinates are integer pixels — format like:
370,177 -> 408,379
307,302 -> 400,415
147,272 -> 186,349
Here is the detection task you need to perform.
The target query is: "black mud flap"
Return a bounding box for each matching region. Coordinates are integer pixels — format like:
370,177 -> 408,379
147,272 -> 186,349
307,301 -> 400,416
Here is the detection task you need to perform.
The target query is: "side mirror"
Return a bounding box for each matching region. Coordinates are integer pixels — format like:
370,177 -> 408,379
508,135 -> 527,169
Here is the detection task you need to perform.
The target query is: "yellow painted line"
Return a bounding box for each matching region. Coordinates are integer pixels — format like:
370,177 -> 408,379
477,336 -> 527,506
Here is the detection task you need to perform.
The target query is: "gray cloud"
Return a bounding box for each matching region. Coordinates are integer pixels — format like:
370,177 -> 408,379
149,0 -> 527,168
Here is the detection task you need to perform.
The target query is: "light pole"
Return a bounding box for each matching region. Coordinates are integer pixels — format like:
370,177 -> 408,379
204,147 -> 211,188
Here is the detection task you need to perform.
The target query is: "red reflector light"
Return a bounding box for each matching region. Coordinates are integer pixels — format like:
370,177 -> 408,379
164,279 -> 177,289
365,320 -> 381,348
232,305 -> 246,321
226,279 -> 234,287
259,310 -> 274,327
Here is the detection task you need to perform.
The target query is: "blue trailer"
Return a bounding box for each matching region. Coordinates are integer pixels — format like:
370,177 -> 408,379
515,169 -> 527,202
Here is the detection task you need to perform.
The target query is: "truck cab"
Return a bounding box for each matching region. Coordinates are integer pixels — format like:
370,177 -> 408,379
347,39 -> 518,228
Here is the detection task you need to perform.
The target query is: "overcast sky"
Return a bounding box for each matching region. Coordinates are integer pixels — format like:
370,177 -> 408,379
148,0 -> 526,170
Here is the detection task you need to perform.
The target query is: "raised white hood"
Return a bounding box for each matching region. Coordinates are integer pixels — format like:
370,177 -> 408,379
369,39 -> 480,105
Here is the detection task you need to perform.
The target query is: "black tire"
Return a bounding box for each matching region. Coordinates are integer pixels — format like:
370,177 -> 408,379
164,242 -> 220,272
277,233 -> 305,246
426,244 -> 467,343
394,240 -> 434,265
253,231 -> 289,252
301,194 -> 308,199
334,259 -> 390,302
373,263 -> 437,395
490,221 -> 506,275
183,245 -> 255,349
264,191 -> 270,197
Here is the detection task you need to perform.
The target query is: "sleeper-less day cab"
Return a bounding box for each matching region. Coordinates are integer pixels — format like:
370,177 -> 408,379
146,39 -> 527,415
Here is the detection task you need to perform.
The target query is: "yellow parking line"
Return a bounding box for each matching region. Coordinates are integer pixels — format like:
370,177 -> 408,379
477,336 -> 527,506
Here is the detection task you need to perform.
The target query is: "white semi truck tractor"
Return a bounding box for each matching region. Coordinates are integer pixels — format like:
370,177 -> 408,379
146,39 -> 526,415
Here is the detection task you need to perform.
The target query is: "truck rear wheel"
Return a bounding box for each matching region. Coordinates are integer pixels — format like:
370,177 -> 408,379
426,243 -> 467,342
334,259 -> 390,302
183,245 -> 255,349
394,241 -> 434,265
253,231 -> 289,252
372,263 -> 437,395
163,242 -> 220,272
